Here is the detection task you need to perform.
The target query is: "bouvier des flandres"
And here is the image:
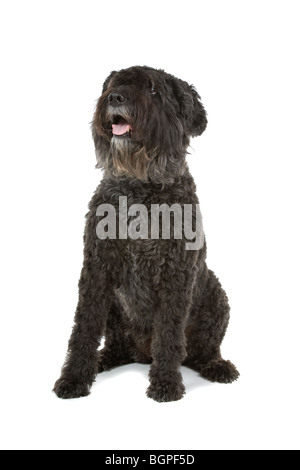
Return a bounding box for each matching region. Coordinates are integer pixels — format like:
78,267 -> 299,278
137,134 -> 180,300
54,65 -> 239,402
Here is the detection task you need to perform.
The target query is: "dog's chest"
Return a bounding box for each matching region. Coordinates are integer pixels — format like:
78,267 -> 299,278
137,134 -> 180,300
114,241 -> 159,326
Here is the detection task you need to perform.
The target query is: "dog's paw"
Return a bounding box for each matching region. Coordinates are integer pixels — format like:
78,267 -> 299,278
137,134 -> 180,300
147,381 -> 185,403
200,359 -> 240,384
53,378 -> 90,399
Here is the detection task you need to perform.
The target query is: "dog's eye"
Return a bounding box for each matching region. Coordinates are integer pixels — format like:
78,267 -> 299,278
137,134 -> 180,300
149,82 -> 157,95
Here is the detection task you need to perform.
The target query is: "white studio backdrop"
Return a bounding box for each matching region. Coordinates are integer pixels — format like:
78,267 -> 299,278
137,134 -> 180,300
0,0 -> 299,450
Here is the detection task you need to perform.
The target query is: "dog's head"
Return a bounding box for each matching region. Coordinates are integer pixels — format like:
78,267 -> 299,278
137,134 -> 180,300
92,66 -> 207,183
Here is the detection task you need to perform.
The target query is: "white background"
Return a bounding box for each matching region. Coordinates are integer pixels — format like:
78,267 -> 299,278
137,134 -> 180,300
0,0 -> 299,451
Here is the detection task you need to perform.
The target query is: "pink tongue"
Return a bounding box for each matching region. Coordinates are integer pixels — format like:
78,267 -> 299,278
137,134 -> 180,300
112,118 -> 132,136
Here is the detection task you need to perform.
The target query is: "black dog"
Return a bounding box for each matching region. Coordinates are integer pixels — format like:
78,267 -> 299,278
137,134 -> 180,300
54,66 -> 239,402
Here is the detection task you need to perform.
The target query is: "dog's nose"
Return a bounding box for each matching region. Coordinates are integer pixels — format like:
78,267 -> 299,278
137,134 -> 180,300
108,92 -> 126,106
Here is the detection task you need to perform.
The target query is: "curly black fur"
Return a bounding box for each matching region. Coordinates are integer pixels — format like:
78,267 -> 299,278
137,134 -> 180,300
54,66 -> 239,402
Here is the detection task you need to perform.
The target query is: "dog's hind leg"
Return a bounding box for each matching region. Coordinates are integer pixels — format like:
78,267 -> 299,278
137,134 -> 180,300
98,303 -> 136,372
184,269 -> 239,383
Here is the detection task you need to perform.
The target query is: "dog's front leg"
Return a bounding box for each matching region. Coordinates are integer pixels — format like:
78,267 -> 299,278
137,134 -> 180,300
147,266 -> 193,403
54,259 -> 111,399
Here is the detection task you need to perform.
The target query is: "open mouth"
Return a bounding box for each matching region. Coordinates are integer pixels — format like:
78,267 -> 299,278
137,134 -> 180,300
112,115 -> 133,137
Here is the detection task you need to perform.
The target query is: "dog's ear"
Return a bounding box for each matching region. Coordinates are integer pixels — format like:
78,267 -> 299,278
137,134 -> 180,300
167,76 -> 207,137
102,71 -> 118,93
189,86 -> 207,137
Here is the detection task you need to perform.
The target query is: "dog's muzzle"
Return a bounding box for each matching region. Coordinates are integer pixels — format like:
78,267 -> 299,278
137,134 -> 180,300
106,105 -> 133,137
108,92 -> 127,106
112,116 -> 132,136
